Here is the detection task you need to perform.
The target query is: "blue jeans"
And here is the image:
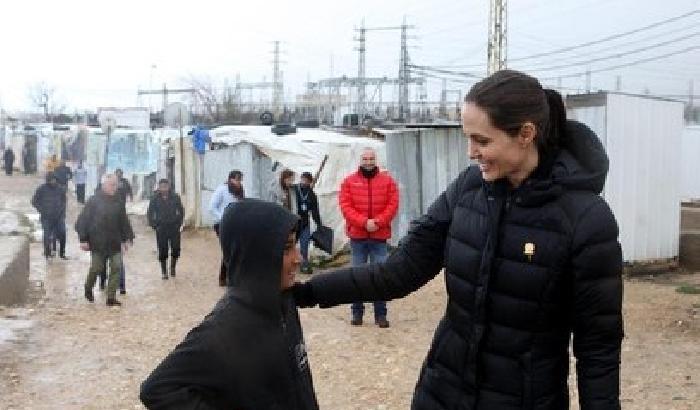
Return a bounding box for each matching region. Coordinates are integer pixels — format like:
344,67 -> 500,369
299,225 -> 311,270
350,239 -> 388,319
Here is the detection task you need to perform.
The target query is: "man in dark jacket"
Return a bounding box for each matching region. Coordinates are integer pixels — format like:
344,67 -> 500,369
31,172 -> 67,258
147,179 -> 184,280
140,200 -> 319,410
294,172 -> 322,274
75,173 -> 135,306
3,147 -> 14,175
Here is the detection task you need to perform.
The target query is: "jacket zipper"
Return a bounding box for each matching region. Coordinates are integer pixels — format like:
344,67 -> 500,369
367,176 -> 373,239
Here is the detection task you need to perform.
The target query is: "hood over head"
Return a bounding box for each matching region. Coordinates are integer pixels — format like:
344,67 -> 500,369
219,199 -> 299,316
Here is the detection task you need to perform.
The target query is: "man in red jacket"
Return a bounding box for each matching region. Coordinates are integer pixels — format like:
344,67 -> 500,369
339,147 -> 399,328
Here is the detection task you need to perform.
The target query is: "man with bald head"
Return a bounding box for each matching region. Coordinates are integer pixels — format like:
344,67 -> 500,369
338,147 -> 399,328
75,173 -> 135,307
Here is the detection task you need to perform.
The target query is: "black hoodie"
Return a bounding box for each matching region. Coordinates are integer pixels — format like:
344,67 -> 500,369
300,120 -> 623,410
140,199 -> 318,410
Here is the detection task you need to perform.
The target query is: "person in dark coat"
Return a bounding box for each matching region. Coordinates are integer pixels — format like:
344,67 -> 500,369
294,172 -> 322,274
22,142 -> 33,174
53,159 -> 73,188
140,199 -> 319,410
3,148 -> 15,175
31,172 -> 67,258
115,168 -> 134,204
75,173 -> 135,306
293,70 -> 624,410
147,179 -> 184,280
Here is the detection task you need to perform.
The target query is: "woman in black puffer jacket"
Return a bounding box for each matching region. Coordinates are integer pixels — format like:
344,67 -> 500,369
294,69 -> 623,410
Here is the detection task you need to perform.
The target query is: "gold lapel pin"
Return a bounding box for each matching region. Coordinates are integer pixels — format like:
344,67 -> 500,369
524,242 -> 536,262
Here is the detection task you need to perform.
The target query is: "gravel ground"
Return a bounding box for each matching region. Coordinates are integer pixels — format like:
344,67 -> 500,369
0,174 -> 698,410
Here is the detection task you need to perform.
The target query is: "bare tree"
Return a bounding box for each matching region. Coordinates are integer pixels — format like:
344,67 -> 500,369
27,82 -> 66,121
183,76 -> 222,123
182,76 -> 239,124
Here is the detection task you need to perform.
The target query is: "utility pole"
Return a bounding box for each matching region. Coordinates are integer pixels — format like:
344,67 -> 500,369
585,70 -> 591,93
690,79 -> 695,110
487,0 -> 507,75
615,75 -> 622,92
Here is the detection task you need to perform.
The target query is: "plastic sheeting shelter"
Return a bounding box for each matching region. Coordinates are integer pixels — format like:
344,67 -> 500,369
567,92 -> 685,262
174,125 -> 386,254
83,128 -> 160,204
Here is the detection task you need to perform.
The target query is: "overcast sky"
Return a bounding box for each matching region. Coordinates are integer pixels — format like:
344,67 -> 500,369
0,0 -> 698,113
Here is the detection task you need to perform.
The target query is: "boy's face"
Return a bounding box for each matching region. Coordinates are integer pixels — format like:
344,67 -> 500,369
281,232 -> 301,290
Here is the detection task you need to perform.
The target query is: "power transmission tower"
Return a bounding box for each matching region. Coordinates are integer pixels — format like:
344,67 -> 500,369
272,41 -> 284,115
487,0 -> 507,75
398,17 -> 416,121
137,84 -> 195,124
355,19 -> 415,121
356,20 -> 367,118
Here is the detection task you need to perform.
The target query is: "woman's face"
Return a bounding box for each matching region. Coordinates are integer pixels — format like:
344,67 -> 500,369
462,102 -> 534,183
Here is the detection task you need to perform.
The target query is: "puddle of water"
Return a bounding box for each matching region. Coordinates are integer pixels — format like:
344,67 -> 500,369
0,317 -> 33,346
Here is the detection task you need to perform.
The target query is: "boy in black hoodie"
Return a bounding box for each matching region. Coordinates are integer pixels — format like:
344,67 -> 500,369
140,199 -> 319,410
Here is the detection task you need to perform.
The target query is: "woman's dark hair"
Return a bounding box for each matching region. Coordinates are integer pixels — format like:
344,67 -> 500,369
465,69 -> 567,157
279,169 -> 295,188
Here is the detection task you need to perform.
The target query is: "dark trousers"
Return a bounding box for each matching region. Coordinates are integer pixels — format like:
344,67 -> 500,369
213,223 -> 226,285
4,165 -> 12,175
41,217 -> 66,256
156,225 -> 181,261
76,184 -> 85,204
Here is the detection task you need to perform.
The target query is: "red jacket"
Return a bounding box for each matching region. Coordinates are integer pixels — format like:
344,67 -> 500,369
339,168 -> 399,240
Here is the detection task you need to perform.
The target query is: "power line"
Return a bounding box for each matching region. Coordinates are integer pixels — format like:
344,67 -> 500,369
408,64 -> 482,78
509,9 -> 699,62
530,22 -> 699,64
523,32 -> 700,72
540,45 -> 700,80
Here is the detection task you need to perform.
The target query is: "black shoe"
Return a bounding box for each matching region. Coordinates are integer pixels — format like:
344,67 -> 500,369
375,317 -> 390,328
59,254 -> 68,260
119,289 -> 126,295
351,317 -> 363,326
106,298 -> 122,307
160,260 -> 168,280
84,286 -> 94,303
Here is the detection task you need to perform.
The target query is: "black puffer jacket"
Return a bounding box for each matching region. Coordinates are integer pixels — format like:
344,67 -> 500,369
140,200 -> 318,410
306,121 -> 623,410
